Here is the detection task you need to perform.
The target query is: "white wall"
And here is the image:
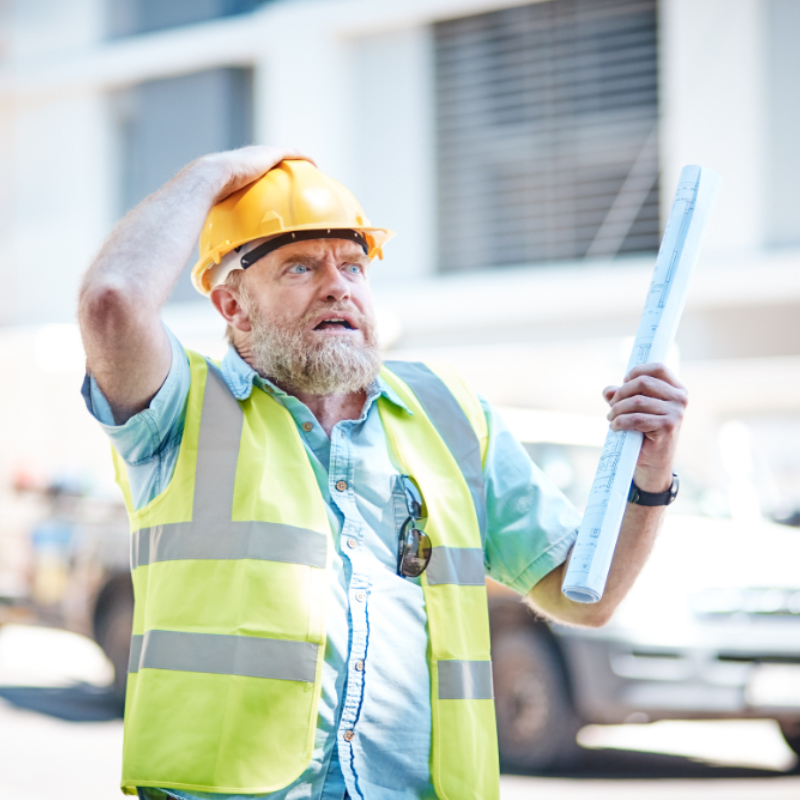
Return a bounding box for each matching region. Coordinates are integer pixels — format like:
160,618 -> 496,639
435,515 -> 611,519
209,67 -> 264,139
252,14 -> 354,183
660,0 -> 766,254
9,0 -> 103,59
0,93 -> 17,326
1,0 -> 113,326
13,93 -> 115,325
350,26 -> 437,283
0,325 -> 116,494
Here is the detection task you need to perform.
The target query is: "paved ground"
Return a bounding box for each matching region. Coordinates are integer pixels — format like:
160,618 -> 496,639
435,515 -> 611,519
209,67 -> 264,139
2,624 -> 800,800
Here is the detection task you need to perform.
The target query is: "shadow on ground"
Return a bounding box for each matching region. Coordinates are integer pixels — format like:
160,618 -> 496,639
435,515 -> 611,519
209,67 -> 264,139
504,746 -> 800,780
0,684 -> 123,722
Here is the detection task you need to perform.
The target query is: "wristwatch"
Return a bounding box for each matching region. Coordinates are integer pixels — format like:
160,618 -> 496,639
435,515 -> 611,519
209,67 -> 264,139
628,472 -> 679,506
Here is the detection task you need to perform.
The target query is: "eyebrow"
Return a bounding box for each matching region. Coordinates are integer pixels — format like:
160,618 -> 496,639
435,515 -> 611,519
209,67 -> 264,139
277,250 -> 370,269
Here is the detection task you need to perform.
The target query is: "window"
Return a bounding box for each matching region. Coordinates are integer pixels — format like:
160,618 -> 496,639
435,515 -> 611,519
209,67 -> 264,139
113,68 -> 253,302
435,0 -> 659,272
108,0 -> 266,38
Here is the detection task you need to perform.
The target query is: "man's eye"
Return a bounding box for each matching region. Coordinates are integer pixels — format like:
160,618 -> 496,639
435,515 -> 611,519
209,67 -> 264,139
345,263 -> 363,275
288,264 -> 308,274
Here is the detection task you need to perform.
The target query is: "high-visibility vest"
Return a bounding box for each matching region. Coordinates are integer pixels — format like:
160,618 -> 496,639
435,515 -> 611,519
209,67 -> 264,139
114,351 -> 499,799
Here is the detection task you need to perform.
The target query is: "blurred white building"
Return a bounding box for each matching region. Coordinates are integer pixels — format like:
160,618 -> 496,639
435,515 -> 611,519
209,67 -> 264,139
1,0 -> 799,518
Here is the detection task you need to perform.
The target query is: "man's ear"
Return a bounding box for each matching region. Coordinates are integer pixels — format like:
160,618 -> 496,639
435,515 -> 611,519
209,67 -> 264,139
210,281 -> 253,333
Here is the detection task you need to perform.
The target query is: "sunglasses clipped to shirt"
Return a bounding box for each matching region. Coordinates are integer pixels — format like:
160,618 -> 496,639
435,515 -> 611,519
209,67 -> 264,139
396,475 -> 432,579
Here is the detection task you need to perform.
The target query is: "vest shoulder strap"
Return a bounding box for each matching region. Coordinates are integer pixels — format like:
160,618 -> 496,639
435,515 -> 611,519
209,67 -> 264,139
112,351 -> 233,528
384,361 -> 489,462
383,360 -> 488,545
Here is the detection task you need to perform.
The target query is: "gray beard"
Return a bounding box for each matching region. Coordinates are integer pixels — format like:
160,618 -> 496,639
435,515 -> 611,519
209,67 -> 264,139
246,301 -> 382,395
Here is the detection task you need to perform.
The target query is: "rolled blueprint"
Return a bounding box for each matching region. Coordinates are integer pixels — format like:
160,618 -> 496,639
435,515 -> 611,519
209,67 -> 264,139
562,165 -> 721,604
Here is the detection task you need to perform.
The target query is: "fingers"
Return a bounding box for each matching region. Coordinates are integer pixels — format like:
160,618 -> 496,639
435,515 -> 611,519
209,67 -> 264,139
603,363 -> 687,437
607,396 -> 674,429
229,144 -> 315,166
208,145 -> 317,203
626,362 -> 684,391
609,364 -> 687,406
276,147 -> 317,167
608,396 -> 681,436
610,409 -> 680,436
247,144 -> 316,168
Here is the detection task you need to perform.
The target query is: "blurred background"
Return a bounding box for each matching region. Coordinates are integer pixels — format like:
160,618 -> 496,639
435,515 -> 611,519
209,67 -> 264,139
2,0 -> 800,797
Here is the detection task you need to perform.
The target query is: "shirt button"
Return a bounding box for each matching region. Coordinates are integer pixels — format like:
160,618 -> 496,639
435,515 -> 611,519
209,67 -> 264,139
302,422 -> 313,432
355,660 -> 364,672
355,591 -> 366,602
346,539 -> 357,550
343,730 -> 355,742
335,480 -> 348,492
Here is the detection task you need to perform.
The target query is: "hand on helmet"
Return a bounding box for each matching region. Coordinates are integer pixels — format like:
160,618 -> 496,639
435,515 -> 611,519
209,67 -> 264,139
199,145 -> 316,204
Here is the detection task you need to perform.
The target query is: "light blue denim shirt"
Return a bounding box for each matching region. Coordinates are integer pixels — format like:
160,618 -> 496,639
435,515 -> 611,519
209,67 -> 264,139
82,327 -> 580,800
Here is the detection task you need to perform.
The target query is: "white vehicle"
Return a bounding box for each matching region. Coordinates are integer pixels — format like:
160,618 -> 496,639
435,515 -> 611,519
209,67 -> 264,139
490,513 -> 800,770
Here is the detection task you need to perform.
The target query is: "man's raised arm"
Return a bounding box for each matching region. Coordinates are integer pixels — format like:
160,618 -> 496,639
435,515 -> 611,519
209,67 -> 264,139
526,362 -> 688,627
77,146 -> 309,424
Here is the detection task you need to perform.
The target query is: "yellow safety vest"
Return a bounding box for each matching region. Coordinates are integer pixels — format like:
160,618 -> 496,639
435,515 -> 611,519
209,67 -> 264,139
115,351 -> 499,799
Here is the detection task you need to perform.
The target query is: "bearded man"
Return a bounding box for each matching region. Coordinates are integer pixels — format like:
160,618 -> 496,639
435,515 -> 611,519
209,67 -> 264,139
78,146 -> 687,800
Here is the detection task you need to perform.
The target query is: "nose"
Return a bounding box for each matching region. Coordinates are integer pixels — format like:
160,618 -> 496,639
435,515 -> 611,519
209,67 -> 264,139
318,260 -> 350,302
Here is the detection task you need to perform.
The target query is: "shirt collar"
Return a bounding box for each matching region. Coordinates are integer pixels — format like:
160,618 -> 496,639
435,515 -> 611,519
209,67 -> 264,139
219,345 -> 412,415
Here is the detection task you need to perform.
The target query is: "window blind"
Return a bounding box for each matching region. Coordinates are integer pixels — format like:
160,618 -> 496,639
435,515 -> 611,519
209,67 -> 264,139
435,0 -> 659,272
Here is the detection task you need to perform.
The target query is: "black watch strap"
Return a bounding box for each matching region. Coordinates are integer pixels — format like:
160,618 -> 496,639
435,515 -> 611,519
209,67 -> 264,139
628,473 -> 679,506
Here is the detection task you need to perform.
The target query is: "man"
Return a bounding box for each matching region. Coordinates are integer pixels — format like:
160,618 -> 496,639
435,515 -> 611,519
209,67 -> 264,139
78,146 -> 687,800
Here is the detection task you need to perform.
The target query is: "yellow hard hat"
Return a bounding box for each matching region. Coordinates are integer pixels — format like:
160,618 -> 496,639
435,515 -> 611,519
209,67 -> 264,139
191,159 -> 395,295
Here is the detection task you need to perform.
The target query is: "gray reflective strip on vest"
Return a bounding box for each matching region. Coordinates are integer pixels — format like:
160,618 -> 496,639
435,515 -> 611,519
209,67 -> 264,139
193,362 -> 244,523
426,547 -> 485,586
131,521 -> 326,570
128,634 -> 144,674
127,630 -> 319,682
384,361 -> 487,545
130,359 -> 328,572
438,660 -> 494,700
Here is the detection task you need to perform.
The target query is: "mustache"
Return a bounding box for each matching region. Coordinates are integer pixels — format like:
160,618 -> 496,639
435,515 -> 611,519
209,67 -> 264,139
299,303 -> 370,330
247,300 -> 382,394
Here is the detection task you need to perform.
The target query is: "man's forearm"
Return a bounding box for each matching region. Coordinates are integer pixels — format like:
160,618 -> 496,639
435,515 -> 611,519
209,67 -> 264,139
80,158 -> 225,317
578,503 -> 665,623
525,503 -> 665,628
77,158 -> 227,422
525,363 -> 686,627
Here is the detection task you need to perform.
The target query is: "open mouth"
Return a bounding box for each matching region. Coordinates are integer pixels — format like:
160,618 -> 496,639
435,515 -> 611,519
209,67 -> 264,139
313,317 -> 356,331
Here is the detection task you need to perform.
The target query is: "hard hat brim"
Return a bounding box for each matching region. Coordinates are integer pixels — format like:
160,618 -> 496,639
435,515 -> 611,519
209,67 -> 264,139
191,226 -> 395,296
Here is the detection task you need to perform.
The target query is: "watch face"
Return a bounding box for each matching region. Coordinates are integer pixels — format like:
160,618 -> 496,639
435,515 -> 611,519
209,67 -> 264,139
669,473 -> 680,503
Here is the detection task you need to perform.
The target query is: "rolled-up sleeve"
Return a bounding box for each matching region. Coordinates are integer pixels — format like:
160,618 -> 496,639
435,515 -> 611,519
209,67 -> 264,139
481,398 -> 581,595
81,326 -> 191,510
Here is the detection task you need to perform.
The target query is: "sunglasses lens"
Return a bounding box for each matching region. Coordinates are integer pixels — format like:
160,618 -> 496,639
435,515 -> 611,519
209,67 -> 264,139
400,528 -> 432,578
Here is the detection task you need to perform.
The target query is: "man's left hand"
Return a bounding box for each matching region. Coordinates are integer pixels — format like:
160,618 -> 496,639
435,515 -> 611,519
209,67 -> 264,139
603,363 -> 688,492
